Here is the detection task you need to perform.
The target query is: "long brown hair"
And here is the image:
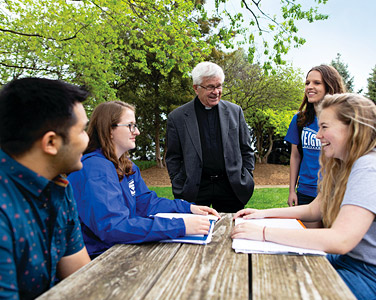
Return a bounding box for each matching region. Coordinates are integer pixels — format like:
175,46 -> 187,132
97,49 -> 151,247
318,93 -> 376,227
298,65 -> 345,127
86,101 -> 136,181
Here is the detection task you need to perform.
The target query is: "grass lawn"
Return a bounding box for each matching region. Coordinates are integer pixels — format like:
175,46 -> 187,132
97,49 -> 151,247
149,186 -> 289,210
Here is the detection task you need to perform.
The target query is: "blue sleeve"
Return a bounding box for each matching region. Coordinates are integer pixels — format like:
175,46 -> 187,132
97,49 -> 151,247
131,164 -> 191,217
68,157 -> 187,244
63,185 -> 85,256
284,114 -> 300,145
0,210 -> 19,299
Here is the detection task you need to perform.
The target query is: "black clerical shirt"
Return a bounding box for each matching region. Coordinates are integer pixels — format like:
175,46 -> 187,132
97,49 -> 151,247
194,96 -> 226,176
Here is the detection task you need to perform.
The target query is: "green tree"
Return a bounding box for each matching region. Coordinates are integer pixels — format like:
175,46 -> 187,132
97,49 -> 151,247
245,108 -> 297,163
0,0 -> 210,100
0,0 -> 329,91
217,49 -> 303,163
330,53 -> 354,92
0,0 -> 328,165
117,61 -> 192,167
208,0 -> 328,70
366,65 -> 376,103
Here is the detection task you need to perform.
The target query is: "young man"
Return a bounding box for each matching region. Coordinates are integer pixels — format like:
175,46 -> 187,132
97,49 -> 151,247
0,78 -> 91,299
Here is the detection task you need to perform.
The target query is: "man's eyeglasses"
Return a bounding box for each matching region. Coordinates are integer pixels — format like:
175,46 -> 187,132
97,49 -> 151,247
199,85 -> 223,92
113,123 -> 138,133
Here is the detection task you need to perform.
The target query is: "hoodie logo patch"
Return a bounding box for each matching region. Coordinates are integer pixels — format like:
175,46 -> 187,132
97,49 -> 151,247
128,179 -> 136,196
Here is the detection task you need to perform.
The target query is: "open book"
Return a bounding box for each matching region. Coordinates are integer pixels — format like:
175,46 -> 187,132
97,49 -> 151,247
232,218 -> 326,255
153,213 -> 219,245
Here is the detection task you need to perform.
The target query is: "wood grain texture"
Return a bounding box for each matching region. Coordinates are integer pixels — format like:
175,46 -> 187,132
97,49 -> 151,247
144,213 -> 249,300
251,254 -> 356,300
37,213 -> 355,300
37,243 -> 182,300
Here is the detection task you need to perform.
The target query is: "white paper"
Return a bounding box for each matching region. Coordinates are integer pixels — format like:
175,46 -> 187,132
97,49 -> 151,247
153,213 -> 219,245
232,218 -> 326,256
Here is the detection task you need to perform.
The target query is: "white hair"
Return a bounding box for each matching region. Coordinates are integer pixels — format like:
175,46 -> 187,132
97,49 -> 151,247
191,62 -> 225,85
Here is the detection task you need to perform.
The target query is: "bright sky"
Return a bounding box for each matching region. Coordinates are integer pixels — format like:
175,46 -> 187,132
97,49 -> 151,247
282,0 -> 376,93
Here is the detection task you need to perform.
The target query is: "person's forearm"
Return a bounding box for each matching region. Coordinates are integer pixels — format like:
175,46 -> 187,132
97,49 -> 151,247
260,199 -> 320,222
264,227 -> 341,253
289,146 -> 301,192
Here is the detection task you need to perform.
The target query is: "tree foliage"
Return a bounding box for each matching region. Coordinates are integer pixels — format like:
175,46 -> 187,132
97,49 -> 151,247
366,65 -> 376,103
216,49 -> 303,163
0,0 -> 327,165
209,0 -> 328,70
0,0 -> 210,101
330,53 -> 355,93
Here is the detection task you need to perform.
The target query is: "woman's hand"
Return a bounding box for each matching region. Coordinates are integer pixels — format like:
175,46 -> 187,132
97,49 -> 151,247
190,205 -> 221,219
231,222 -> 263,241
233,208 -> 266,220
183,216 -> 211,235
288,191 -> 298,207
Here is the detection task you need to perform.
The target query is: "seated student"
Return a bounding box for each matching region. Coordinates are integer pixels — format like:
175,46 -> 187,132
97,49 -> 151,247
0,78 -> 91,299
231,93 -> 376,299
68,101 -> 220,258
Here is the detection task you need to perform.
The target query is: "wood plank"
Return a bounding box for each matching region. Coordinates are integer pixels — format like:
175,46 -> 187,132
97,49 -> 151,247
252,254 -> 356,300
144,213 -> 249,300
37,242 -> 182,300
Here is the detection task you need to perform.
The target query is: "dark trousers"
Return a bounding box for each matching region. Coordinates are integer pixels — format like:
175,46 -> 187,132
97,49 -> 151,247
297,191 -> 316,205
195,176 -> 244,213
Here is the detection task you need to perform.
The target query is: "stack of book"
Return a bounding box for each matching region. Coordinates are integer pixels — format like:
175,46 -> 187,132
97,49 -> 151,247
232,218 -> 326,255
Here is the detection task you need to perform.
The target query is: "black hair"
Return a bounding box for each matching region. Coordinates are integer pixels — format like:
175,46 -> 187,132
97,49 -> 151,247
0,77 -> 89,156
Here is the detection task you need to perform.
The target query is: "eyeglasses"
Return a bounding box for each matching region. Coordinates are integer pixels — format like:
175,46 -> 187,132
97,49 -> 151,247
113,123 -> 138,133
199,85 -> 223,92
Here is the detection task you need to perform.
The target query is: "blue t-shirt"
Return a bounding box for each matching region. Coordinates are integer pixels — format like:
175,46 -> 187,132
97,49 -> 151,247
67,149 -> 192,256
285,114 -> 321,197
0,150 -> 84,300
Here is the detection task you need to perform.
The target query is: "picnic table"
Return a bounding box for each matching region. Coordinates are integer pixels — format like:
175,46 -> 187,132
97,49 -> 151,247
37,213 -> 355,300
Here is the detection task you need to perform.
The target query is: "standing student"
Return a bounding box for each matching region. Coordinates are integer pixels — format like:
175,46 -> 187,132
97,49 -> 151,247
68,101 -> 220,258
0,78 -> 91,299
285,65 -> 345,213
232,93 -> 376,299
166,62 -> 255,213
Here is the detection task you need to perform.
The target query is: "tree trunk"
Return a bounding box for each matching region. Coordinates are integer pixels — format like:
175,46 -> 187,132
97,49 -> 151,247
260,129 -> 274,164
154,105 -> 164,168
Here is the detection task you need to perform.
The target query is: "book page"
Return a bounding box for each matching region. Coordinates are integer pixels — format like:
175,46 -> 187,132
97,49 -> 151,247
232,218 -> 326,256
153,213 -> 218,245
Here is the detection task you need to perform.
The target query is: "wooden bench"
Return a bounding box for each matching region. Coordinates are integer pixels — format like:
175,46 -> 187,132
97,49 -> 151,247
37,213 -> 356,299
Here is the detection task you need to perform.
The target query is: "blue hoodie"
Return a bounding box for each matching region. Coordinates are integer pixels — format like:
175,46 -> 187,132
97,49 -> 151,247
68,149 -> 191,256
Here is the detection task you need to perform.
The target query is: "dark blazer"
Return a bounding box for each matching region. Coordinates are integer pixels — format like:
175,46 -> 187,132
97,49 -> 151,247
166,98 -> 255,204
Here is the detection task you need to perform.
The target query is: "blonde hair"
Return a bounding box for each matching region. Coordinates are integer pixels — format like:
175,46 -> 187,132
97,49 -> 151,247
86,101 -> 136,181
318,93 -> 376,227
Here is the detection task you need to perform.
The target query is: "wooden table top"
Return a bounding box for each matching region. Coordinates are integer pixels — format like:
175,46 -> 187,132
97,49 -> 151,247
38,213 -> 355,300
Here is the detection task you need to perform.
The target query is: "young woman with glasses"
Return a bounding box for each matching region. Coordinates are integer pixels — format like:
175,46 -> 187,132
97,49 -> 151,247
68,101 -> 220,258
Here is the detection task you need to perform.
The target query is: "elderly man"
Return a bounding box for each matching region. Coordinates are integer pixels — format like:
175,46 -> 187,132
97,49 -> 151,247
0,78 -> 91,299
166,62 -> 255,212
